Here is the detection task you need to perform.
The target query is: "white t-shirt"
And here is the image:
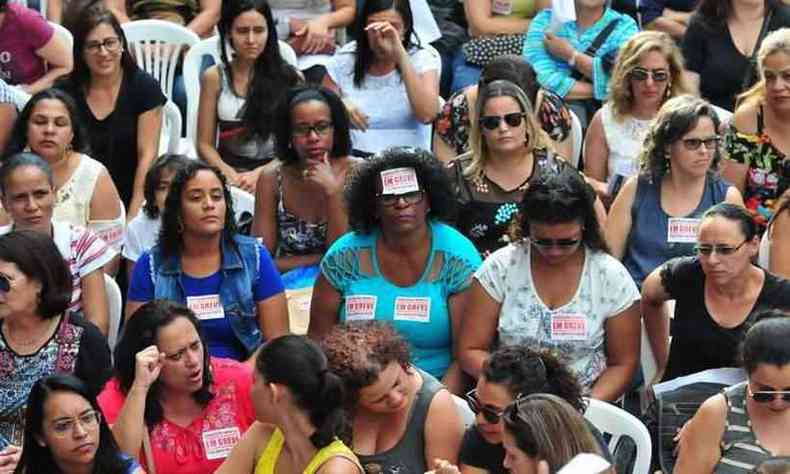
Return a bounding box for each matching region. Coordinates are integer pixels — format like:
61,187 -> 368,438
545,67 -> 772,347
475,243 -> 640,390
122,213 -> 162,263
326,42 -> 440,154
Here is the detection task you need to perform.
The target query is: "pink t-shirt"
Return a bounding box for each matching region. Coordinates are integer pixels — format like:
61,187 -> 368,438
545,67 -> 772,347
0,3 -> 53,85
98,358 -> 256,474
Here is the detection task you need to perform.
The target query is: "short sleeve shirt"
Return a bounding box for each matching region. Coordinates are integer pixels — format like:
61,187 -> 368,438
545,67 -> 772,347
122,213 -> 162,262
98,358 -> 256,474
320,221 -> 481,378
475,244 -> 640,390
0,3 -> 53,85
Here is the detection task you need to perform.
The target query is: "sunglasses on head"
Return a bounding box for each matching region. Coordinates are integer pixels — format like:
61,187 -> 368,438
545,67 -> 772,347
479,112 -> 526,131
681,136 -> 720,151
629,67 -> 669,82
748,385 -> 790,403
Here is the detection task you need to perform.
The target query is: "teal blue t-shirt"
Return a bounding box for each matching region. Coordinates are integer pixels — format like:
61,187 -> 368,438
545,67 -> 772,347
321,221 -> 482,378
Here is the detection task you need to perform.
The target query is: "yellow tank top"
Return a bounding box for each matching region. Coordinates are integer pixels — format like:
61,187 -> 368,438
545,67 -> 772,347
254,428 -> 361,474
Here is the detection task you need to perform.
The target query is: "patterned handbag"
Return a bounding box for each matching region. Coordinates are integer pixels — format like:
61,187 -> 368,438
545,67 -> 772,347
462,33 -> 526,67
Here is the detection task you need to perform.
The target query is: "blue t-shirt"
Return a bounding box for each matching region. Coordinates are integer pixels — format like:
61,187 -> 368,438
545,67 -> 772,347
320,221 -> 481,378
128,245 -> 284,360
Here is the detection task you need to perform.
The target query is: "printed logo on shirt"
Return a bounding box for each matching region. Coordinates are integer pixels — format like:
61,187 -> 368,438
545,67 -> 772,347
380,167 -> 420,195
345,295 -> 377,321
202,427 -> 241,460
94,224 -> 124,248
550,312 -> 588,341
491,0 -> 513,15
667,218 -> 701,244
393,297 -> 431,323
186,295 -> 225,320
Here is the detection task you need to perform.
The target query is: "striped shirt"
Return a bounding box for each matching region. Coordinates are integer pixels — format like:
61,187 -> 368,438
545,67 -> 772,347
523,8 -> 638,101
0,79 -> 13,105
717,382 -> 774,473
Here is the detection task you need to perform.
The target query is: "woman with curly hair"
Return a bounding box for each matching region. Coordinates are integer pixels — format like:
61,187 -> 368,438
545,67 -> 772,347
584,31 -> 690,203
458,346 -> 611,474
126,161 -> 288,362
607,95 -> 743,287
459,164 -> 641,402
320,321 -> 464,474
308,147 -> 481,392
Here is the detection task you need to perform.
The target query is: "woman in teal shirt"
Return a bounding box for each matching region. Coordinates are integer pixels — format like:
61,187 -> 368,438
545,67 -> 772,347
308,147 -> 481,394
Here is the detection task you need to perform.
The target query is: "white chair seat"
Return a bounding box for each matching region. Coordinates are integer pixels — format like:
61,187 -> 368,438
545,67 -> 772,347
584,398 -> 652,474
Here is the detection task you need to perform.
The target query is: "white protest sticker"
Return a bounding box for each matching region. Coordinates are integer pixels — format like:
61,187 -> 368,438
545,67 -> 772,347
550,313 -> 588,341
202,427 -> 241,460
186,295 -> 225,320
345,295 -> 377,321
667,218 -> 700,244
393,297 -> 431,323
380,167 -> 420,195
492,0 -> 513,15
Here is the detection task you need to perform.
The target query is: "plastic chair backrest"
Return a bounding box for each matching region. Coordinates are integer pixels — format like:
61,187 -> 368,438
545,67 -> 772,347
104,274 -> 122,351
584,398 -> 652,474
230,186 -> 255,216
569,109 -> 583,169
161,100 -> 183,155
49,21 -> 73,50
121,19 -> 200,100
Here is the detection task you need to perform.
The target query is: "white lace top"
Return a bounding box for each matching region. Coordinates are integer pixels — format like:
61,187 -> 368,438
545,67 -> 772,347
54,155 -> 104,227
601,102 -> 653,184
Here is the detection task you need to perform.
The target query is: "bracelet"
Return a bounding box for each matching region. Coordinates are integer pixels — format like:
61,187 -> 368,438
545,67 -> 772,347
568,50 -> 578,68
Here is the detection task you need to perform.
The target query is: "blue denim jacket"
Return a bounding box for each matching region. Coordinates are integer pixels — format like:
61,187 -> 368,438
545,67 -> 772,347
148,234 -> 261,357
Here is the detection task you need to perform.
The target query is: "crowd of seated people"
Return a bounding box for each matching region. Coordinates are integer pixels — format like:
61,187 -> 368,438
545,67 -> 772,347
0,0 -> 788,472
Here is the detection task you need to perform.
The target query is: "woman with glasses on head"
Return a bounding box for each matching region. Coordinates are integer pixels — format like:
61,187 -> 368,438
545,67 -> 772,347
642,203 -> 790,385
458,346 -> 610,474
459,165 -> 641,402
308,148 -> 481,393
675,311 -> 790,473
57,4 -> 166,220
252,86 -> 360,273
584,31 -> 690,204
447,79 -> 581,258
14,374 -> 143,474
607,95 -> 743,288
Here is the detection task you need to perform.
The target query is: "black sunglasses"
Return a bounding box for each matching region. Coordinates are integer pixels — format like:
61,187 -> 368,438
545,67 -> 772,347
530,237 -> 582,249
479,112 -> 526,131
629,67 -> 669,82
748,385 -> 790,403
0,275 -> 9,293
466,389 -> 507,424
377,190 -> 424,207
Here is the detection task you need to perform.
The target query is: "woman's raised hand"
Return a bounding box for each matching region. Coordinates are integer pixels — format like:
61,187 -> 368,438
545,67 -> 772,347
133,345 -> 164,391
365,21 -> 405,63
304,153 -> 343,196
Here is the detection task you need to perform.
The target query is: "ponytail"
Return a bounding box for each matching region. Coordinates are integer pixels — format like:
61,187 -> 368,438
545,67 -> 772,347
308,371 -> 350,448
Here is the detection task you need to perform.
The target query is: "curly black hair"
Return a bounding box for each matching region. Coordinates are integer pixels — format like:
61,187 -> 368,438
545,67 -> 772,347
159,162 -> 238,258
345,147 -> 456,234
482,346 -> 586,413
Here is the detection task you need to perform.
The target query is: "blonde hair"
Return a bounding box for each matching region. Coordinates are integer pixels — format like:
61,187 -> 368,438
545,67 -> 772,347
608,31 -> 690,122
465,80 -> 552,179
737,28 -> 790,109
503,393 -> 611,473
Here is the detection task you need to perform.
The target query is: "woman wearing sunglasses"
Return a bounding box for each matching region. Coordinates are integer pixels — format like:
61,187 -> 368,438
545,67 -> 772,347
584,31 -> 690,204
642,203 -> 790,385
459,165 -> 641,402
447,79 -> 576,258
14,374 -> 143,474
459,346 -> 610,474
607,95 -> 743,288
309,148 -> 481,393
675,311 -> 790,473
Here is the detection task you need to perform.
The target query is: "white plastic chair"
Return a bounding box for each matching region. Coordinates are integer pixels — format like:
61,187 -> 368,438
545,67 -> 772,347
49,21 -> 73,50
104,274 -> 122,351
452,394 -> 475,429
182,36 -> 298,152
160,100 -> 183,155
569,109 -> 583,169
583,398 -> 652,474
230,186 -> 255,217
121,19 -> 200,100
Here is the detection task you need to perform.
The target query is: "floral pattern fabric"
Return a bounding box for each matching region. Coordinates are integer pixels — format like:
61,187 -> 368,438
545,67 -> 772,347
275,166 -> 328,258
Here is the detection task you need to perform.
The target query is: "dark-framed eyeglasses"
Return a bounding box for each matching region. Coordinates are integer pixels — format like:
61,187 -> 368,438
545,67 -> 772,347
629,67 -> 669,82
694,240 -> 748,257
293,121 -> 333,137
84,37 -> 122,54
465,389 -> 507,424
748,385 -> 790,403
529,237 -> 582,250
681,136 -> 720,151
479,113 -> 526,131
377,190 -> 424,207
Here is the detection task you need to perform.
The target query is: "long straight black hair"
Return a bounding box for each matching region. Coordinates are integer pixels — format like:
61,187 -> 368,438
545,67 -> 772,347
352,0 -> 418,87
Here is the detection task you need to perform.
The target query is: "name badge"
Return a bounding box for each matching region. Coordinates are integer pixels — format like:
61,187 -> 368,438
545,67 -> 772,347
492,0 -> 513,15
667,218 -> 700,244
550,312 -> 588,341
187,295 -> 225,320
202,427 -> 240,460
393,297 -> 431,323
345,295 -> 377,321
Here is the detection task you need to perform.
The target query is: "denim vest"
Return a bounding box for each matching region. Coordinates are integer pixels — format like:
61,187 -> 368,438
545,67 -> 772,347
148,234 -> 261,357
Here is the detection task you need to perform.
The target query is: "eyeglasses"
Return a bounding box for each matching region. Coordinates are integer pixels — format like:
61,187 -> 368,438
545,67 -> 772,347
681,136 -> 721,151
293,121 -> 333,137
0,275 -> 9,293
466,389 -> 507,424
377,190 -> 424,207
694,240 -> 748,256
51,410 -> 102,436
529,237 -> 582,250
629,67 -> 669,82
479,113 -> 526,131
84,37 -> 122,54
748,385 -> 790,403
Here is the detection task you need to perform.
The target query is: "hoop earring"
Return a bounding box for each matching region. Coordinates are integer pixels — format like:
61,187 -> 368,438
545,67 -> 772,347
177,219 -> 185,233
